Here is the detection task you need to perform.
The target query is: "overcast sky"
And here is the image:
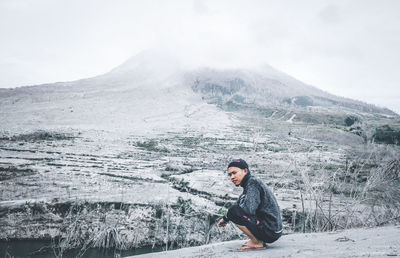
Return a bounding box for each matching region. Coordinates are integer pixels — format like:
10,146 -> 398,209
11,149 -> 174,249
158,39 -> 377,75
1,0 -> 399,113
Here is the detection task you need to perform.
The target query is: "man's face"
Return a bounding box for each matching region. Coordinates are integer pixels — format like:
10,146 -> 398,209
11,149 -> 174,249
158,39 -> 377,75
228,167 -> 248,186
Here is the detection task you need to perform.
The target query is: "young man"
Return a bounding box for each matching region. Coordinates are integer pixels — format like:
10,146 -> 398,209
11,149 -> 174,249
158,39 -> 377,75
217,159 -> 283,251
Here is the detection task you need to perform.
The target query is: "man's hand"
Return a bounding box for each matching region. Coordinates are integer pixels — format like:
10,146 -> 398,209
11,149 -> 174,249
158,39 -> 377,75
217,218 -> 227,227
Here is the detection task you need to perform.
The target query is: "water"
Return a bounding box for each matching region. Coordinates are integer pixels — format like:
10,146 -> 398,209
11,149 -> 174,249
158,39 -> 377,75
0,240 -> 164,258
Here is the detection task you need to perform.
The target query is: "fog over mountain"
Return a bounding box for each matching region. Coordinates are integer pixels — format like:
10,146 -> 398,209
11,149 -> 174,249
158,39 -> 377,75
1,1 -> 399,116
0,50 -> 397,134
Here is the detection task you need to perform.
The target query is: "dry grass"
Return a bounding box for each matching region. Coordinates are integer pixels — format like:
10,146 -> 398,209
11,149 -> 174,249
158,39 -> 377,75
287,144 -> 400,233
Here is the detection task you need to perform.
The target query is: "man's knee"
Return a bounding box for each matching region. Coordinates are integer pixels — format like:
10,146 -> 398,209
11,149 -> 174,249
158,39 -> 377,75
227,204 -> 244,221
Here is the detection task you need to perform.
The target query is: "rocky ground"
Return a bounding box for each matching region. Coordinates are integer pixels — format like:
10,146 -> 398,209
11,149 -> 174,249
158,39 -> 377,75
134,225 -> 400,258
1,109 -> 399,256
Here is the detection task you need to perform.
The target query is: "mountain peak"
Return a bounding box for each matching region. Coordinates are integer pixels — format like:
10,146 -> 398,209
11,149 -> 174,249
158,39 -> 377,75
108,49 -> 183,78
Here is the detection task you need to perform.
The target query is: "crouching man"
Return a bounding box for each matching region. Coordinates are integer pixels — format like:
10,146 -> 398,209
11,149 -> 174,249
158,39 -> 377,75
217,159 -> 283,251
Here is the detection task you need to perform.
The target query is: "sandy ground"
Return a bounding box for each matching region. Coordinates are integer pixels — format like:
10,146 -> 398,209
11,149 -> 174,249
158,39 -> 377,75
132,225 -> 400,258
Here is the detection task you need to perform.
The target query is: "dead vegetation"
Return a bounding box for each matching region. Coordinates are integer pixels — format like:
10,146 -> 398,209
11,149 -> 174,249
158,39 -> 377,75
0,130 -> 77,142
1,115 -> 400,256
0,166 -> 36,181
283,144 -> 400,233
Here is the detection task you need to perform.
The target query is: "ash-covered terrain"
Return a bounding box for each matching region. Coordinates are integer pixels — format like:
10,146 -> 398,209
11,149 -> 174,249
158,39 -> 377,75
1,51 -> 399,257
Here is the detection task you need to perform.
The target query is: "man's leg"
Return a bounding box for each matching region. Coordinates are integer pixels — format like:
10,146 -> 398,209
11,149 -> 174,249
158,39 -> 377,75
226,204 -> 265,248
236,225 -> 263,248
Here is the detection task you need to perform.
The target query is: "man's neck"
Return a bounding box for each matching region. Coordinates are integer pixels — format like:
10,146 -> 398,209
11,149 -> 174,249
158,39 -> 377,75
240,172 -> 251,187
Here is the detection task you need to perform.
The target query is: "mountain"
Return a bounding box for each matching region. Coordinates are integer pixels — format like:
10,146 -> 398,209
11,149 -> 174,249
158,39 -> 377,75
0,50 -> 397,133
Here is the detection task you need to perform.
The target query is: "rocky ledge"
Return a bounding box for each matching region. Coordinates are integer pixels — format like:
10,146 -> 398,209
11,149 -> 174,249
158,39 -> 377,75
132,225 -> 400,258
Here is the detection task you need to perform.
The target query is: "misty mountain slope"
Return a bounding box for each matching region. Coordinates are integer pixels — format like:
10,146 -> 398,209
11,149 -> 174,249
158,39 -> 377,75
185,66 -> 397,117
0,54 -> 231,133
0,50 -> 397,133
0,85 -> 231,133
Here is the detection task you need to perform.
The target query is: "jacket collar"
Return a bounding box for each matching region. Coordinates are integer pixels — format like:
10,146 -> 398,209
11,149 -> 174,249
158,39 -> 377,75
240,171 -> 251,187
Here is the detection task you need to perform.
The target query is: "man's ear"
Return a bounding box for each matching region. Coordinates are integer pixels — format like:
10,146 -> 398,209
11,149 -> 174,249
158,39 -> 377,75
244,168 -> 248,174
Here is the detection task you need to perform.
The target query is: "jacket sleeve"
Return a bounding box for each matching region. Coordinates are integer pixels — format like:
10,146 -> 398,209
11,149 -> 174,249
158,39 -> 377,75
238,181 -> 261,215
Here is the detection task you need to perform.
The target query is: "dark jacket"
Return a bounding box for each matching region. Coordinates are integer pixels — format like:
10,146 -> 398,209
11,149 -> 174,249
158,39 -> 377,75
224,172 -> 283,233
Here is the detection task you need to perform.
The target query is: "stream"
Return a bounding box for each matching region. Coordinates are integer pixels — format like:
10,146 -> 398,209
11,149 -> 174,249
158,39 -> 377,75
0,240 -> 164,257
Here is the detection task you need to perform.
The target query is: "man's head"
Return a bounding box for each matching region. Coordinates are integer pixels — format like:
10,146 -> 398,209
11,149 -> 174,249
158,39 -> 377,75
227,159 -> 249,186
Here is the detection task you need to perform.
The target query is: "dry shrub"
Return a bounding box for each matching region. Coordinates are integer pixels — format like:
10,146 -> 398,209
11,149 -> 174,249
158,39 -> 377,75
290,144 -> 400,233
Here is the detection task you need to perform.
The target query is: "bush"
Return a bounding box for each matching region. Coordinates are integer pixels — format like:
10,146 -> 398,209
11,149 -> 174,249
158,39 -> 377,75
134,140 -> 169,153
287,145 -> 400,233
344,115 -> 360,126
9,131 -> 75,142
293,96 -> 314,107
372,125 -> 400,145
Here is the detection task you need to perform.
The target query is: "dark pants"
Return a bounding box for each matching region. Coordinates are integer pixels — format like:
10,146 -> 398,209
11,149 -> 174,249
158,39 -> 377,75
227,204 -> 281,243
